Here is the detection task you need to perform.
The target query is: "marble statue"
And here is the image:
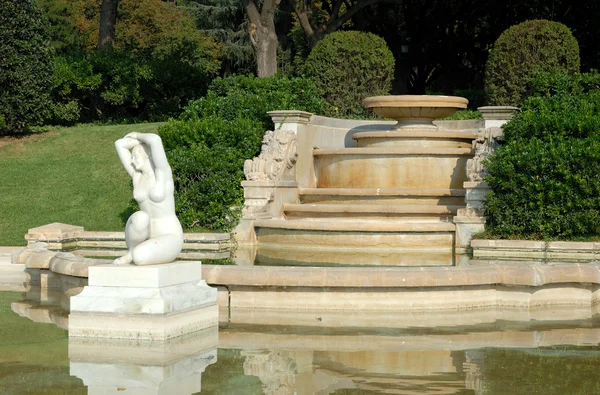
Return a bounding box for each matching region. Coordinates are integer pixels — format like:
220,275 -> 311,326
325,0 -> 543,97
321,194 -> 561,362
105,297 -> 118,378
113,132 -> 183,265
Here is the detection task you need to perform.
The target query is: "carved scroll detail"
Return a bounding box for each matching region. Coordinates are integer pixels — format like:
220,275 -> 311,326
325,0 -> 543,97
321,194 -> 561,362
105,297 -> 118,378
466,127 -> 502,182
244,130 -> 298,182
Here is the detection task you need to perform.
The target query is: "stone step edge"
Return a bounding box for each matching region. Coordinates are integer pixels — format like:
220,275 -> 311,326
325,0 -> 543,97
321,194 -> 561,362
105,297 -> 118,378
283,203 -> 463,215
313,147 -> 473,156
352,130 -> 477,140
299,188 -> 466,197
253,219 -> 456,232
202,262 -> 600,288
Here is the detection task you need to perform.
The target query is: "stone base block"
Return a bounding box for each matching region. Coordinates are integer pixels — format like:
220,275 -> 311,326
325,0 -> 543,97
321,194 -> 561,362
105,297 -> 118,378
69,261 -> 218,340
454,215 -> 486,248
69,304 -> 218,341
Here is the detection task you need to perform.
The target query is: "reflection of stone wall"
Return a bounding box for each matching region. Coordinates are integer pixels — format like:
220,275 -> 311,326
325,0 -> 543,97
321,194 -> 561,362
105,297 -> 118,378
241,350 -> 298,395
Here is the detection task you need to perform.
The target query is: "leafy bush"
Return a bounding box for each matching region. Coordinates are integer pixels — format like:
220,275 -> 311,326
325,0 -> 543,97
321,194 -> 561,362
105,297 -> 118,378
485,20 -> 580,106
159,75 -> 323,231
161,116 -> 264,230
304,31 -> 395,118
485,73 -> 600,239
41,0 -> 221,124
442,110 -> 482,121
0,0 -> 54,134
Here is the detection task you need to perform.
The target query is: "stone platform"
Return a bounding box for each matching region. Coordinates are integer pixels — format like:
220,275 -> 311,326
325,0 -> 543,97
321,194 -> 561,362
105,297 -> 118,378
69,261 -> 218,341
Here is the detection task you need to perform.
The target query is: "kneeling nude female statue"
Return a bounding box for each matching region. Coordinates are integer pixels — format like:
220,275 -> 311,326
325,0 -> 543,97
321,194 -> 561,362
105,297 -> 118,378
114,132 -> 184,265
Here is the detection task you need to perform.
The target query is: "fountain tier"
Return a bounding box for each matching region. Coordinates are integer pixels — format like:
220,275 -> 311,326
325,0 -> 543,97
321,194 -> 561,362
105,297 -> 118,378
246,97 -> 475,265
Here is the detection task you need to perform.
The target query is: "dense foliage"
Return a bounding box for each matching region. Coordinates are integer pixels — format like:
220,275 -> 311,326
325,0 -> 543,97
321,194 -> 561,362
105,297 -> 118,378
303,31 -> 395,117
158,75 -> 323,231
0,0 -> 54,134
38,0 -> 221,124
485,19 -> 580,106
485,72 -> 600,239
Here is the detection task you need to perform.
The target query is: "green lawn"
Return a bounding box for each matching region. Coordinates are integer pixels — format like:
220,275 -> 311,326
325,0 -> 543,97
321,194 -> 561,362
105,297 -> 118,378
0,123 -> 164,246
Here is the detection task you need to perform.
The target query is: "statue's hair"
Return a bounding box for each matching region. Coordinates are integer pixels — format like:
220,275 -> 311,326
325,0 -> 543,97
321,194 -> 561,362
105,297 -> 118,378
133,142 -> 152,160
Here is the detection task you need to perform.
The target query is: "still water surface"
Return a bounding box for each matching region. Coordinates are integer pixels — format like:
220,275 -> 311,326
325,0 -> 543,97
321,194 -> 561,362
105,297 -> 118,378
2,291 -> 600,394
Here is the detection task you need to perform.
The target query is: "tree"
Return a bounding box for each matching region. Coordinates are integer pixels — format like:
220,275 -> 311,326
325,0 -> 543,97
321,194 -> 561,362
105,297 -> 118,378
241,0 -> 280,77
98,0 -> 118,52
0,0 -> 54,133
182,0 -> 255,75
290,0 -> 380,49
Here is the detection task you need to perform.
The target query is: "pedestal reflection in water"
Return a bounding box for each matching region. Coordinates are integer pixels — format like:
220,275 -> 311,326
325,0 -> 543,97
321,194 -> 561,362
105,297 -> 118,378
68,328 -> 218,395
5,290 -> 600,394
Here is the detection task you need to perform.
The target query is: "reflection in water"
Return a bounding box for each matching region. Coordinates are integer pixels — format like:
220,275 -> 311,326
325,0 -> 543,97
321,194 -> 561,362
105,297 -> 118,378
68,329 -> 218,395
3,291 -> 600,394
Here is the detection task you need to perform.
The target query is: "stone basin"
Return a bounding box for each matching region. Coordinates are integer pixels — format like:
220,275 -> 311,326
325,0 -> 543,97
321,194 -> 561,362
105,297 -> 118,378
363,95 -> 468,129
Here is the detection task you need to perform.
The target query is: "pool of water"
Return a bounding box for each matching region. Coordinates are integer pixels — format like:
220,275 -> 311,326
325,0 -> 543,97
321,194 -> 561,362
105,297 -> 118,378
2,291 -> 600,394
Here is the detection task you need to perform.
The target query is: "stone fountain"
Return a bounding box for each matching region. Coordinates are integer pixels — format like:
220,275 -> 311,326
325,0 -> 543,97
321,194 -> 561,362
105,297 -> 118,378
237,95 -> 477,266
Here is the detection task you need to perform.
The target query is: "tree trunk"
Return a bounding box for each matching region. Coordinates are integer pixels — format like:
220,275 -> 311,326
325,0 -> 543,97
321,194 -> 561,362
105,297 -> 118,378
98,0 -> 118,52
253,24 -> 279,77
243,0 -> 280,77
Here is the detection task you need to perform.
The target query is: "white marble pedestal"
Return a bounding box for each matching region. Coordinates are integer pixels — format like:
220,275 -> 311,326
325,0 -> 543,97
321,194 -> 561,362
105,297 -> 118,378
69,261 -> 218,340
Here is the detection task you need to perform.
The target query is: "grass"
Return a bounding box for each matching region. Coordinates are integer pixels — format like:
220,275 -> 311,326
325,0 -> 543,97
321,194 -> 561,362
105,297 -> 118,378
0,123 -> 164,246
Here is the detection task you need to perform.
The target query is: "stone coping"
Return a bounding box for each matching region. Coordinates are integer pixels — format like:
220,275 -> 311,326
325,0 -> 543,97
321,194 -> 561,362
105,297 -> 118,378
472,239 -> 600,260
472,239 -> 600,250
16,246 -> 600,288
201,263 -> 600,288
26,230 -> 230,243
24,223 -> 230,247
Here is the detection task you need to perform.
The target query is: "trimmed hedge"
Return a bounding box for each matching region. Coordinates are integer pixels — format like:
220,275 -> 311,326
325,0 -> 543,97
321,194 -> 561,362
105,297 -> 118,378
485,72 -> 600,239
304,31 -> 394,118
158,75 -> 323,231
485,20 -> 580,107
0,0 -> 54,134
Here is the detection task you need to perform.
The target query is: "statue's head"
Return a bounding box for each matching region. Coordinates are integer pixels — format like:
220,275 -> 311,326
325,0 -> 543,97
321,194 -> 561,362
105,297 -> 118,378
131,143 -> 152,171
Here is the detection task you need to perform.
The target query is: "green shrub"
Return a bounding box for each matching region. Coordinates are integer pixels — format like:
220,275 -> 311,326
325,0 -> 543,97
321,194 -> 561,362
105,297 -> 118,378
0,0 -> 54,134
159,75 -> 323,231
181,74 -> 323,127
485,20 -> 580,106
485,74 -> 600,239
303,31 -> 395,118
160,116 -> 264,231
442,110 -> 482,121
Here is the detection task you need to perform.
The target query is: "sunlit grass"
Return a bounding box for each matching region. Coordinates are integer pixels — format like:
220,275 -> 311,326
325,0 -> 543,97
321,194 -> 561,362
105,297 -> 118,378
0,123 -> 164,246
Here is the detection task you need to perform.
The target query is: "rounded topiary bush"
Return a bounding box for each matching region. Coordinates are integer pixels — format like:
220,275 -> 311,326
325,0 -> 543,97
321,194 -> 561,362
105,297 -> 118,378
304,31 -> 395,117
485,19 -> 580,106
0,0 -> 53,134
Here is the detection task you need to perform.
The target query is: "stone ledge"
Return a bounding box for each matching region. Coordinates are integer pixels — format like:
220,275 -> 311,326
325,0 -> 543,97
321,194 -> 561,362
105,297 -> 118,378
472,239 -> 600,260
202,263 -> 600,288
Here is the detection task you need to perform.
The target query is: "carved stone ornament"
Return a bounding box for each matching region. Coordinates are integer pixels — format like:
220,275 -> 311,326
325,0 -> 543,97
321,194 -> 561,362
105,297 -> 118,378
466,127 -> 503,182
244,130 -> 298,182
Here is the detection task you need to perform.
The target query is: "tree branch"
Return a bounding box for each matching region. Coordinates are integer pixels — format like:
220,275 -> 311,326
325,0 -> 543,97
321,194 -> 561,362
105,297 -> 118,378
290,0 -> 315,39
241,0 -> 261,26
325,0 -> 379,33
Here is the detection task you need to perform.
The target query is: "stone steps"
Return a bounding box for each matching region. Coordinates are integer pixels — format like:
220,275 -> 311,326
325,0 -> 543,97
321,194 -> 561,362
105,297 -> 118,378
352,130 -> 476,148
283,203 -> 462,221
299,187 -> 466,205
254,219 -> 456,232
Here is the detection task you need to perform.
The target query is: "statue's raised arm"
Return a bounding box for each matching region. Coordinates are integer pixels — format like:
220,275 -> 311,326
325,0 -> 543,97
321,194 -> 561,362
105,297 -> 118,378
113,132 -> 183,266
